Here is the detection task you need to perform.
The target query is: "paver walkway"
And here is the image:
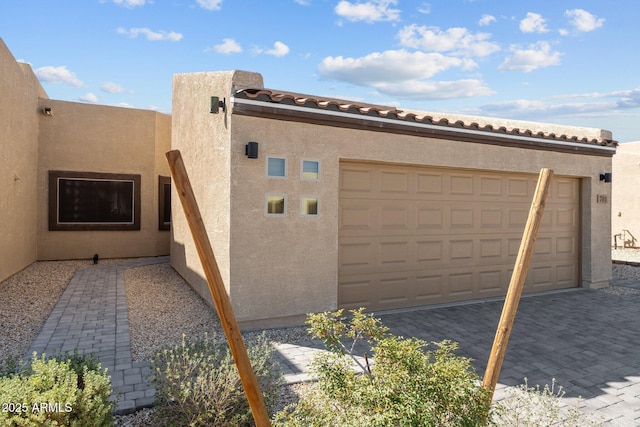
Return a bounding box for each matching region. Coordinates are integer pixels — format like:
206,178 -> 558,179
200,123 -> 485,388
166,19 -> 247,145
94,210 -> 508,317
26,257 -> 640,424
25,257 -> 168,415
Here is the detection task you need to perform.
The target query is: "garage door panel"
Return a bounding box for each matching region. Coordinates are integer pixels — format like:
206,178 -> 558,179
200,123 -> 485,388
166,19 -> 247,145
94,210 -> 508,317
507,177 -> 531,198
417,206 -> 444,229
379,277 -> 412,306
379,241 -> 409,266
340,203 -> 375,233
339,279 -> 372,308
450,174 -> 474,195
417,173 -> 444,194
415,274 -> 444,301
340,167 -> 372,193
339,162 -> 580,311
556,207 -> 579,228
380,170 -> 409,193
380,206 -> 411,230
480,208 -> 502,228
478,269 -> 506,294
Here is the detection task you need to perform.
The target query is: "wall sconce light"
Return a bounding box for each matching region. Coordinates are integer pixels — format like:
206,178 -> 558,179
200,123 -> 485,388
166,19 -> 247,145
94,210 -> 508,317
210,96 -> 226,114
600,172 -> 612,183
42,107 -> 52,116
245,142 -> 259,159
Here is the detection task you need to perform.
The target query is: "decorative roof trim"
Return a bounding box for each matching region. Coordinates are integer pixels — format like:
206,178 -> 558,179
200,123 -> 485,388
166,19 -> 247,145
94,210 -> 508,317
232,89 -> 617,157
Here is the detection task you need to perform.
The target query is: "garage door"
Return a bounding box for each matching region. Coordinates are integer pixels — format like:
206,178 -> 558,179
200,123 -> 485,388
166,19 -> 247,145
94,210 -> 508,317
338,162 -> 580,311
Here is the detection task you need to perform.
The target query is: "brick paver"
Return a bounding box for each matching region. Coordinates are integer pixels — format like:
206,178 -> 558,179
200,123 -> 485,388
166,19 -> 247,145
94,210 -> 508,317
274,278 -> 640,425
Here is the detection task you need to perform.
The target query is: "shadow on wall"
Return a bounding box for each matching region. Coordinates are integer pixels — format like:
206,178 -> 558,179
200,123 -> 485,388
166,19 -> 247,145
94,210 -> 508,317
613,229 -> 637,249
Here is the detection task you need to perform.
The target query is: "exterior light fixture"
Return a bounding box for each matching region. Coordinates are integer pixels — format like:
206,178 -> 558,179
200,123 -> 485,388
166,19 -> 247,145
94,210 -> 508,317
245,142 -> 259,159
42,107 -> 52,116
600,173 -> 612,183
210,96 -> 226,114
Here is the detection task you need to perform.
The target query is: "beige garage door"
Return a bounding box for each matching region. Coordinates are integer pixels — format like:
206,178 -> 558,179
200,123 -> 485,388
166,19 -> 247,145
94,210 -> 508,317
338,162 -> 580,311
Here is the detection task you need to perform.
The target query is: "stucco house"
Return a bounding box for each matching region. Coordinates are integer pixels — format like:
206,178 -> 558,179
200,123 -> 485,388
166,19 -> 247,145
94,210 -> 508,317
171,70 -> 617,328
0,38 -> 171,284
1,37 -> 618,329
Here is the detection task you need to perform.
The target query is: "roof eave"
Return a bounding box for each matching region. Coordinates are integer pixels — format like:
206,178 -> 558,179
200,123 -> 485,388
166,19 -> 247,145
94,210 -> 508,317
232,94 -> 617,158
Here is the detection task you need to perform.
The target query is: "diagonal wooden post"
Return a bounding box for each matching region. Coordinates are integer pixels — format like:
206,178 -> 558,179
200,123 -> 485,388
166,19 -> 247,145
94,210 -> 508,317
166,149 -> 271,427
482,168 -> 554,402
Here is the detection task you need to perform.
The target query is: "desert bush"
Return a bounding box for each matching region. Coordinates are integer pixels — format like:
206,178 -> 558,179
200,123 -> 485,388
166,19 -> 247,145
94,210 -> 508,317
492,378 -> 603,426
150,332 -> 282,426
0,351 -> 114,426
273,308 -> 491,426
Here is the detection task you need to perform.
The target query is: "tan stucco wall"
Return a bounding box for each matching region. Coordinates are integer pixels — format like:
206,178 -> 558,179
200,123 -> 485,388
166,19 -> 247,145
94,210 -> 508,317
170,71 -> 264,307
37,99 -> 171,260
0,38 -> 42,282
172,70 -> 614,327
612,142 -> 640,247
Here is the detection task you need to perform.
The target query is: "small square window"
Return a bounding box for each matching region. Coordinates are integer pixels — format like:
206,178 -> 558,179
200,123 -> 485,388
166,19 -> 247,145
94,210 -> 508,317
301,196 -> 319,216
301,160 -> 320,181
266,194 -> 286,216
267,157 -> 286,178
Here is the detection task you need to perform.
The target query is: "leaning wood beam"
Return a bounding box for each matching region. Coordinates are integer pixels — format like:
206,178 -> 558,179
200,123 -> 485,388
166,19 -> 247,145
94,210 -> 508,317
166,149 -> 271,427
482,168 -> 554,402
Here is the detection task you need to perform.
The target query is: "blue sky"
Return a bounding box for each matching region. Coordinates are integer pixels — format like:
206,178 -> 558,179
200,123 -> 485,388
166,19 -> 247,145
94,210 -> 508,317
2,0 -> 638,142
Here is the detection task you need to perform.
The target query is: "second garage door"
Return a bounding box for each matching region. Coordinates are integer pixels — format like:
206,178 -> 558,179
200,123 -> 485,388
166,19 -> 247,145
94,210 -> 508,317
338,162 -> 580,311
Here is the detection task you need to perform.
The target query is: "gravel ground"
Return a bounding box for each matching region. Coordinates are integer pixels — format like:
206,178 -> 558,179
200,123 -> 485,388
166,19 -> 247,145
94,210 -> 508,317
2,249 -> 640,425
124,263 -> 310,363
0,258 -> 129,367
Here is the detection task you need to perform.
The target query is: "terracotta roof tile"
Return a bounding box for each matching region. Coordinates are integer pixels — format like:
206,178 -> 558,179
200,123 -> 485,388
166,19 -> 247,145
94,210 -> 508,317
234,88 -> 617,148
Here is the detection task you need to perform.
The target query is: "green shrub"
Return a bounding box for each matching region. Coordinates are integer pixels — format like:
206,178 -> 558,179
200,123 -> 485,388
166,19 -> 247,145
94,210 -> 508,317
150,332 -> 282,427
273,309 -> 491,426
0,352 -> 114,426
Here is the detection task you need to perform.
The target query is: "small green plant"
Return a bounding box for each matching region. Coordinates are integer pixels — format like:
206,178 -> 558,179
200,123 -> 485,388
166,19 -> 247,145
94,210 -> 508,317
273,308 -> 491,426
492,378 -> 603,426
0,355 -> 23,378
0,352 -> 114,426
150,332 -> 282,427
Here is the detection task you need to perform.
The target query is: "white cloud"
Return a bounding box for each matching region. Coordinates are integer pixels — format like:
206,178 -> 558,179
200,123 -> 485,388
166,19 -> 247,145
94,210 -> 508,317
376,79 -> 494,100
101,82 -> 125,94
417,2 -> 431,14
213,38 -> 242,54
518,88 -> 640,113
397,24 -> 500,57
254,41 -> 290,57
519,12 -> 548,33
318,50 -> 474,85
479,14 -> 496,26
79,93 -> 99,103
265,41 -> 290,57
34,66 -> 84,87
196,0 -> 222,11
565,9 -> 604,32
105,0 -> 148,8
294,0 -> 310,5
319,49 -> 493,100
498,42 -> 562,73
335,0 -> 400,23
479,98 -> 616,119
116,27 -> 183,41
